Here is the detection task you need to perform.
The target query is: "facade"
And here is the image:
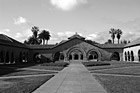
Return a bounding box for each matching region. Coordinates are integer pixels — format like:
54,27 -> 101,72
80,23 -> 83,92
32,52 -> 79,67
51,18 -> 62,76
0,33 -> 125,64
123,38 -> 140,62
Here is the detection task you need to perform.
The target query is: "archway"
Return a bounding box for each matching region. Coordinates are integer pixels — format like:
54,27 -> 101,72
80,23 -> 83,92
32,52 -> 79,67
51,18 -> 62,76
87,51 -> 98,61
11,52 -> 14,63
138,50 -> 140,61
74,54 -> 79,60
128,51 -> 130,61
5,52 -> 9,63
131,51 -> 134,61
33,53 -> 41,63
53,52 -> 60,61
88,55 -> 93,60
0,51 -> 4,63
110,52 -> 120,61
125,52 -> 127,61
60,54 -> 64,60
69,55 -> 72,60
19,52 -> 23,63
67,47 -> 86,61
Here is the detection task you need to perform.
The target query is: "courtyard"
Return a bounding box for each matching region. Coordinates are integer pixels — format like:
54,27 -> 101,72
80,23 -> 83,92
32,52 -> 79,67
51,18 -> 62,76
0,61 -> 140,93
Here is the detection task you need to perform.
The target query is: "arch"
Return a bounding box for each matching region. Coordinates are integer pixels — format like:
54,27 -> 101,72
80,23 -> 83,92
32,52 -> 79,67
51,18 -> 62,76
138,50 -> 140,61
128,51 -> 130,61
69,55 -> 72,60
80,54 -> 83,60
125,52 -> 127,61
22,52 -> 26,62
87,49 -> 101,61
87,50 -> 99,61
60,53 -> 64,60
67,47 -> 86,61
88,55 -> 94,60
33,53 -> 41,63
74,53 -> 79,60
110,52 -> 120,61
5,52 -> 9,63
19,52 -> 23,62
0,51 -> 4,63
26,52 -> 29,62
11,52 -> 14,63
131,51 -> 134,61
53,52 -> 60,61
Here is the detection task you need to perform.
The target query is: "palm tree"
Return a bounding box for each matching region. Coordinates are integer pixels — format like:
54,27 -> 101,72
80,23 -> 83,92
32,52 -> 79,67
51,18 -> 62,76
116,29 -> 122,44
38,30 -> 51,45
24,36 -> 42,45
109,28 -> 116,44
31,26 -> 39,38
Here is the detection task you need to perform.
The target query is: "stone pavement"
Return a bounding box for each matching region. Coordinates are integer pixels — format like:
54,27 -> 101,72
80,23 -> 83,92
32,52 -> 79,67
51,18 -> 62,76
33,61 -> 107,93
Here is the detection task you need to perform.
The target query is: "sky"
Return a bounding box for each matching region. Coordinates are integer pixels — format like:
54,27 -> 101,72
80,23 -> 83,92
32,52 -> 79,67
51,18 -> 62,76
0,0 -> 140,44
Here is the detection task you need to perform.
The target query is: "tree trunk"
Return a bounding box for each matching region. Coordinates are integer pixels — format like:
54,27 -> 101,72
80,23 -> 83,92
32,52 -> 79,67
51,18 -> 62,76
113,39 -> 114,44
118,39 -> 120,44
46,40 -> 48,45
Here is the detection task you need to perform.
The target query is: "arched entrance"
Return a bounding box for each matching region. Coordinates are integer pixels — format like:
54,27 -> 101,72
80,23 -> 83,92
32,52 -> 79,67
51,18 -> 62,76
87,51 -> 98,61
111,52 -> 120,61
68,48 -> 84,61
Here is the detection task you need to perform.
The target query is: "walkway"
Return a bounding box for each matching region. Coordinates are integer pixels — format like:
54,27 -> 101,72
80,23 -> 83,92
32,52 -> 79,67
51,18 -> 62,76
33,61 -> 107,93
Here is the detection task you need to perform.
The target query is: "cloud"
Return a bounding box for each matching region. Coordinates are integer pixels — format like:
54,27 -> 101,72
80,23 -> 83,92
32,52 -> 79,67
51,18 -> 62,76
86,34 -> 97,40
14,17 -> 27,25
0,29 -> 10,35
57,31 -> 75,37
14,29 -> 32,42
50,0 -> 87,11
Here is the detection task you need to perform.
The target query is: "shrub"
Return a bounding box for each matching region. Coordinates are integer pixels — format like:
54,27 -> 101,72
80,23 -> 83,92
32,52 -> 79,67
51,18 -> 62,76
82,62 -> 110,67
41,62 -> 69,67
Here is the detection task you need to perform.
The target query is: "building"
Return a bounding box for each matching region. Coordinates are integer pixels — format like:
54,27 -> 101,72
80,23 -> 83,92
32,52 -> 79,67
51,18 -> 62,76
0,33 -> 125,64
123,38 -> 140,62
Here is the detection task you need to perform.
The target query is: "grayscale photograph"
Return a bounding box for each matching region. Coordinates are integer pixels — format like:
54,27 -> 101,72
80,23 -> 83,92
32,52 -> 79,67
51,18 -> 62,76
0,0 -> 140,93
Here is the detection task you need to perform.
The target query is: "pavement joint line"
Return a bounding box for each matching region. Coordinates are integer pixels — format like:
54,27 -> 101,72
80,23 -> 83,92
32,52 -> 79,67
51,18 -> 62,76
55,66 -> 71,93
92,73 -> 140,77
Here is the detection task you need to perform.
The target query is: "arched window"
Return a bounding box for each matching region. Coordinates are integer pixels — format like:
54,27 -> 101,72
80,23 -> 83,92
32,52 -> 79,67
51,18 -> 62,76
125,52 -> 127,61
131,51 -> 134,61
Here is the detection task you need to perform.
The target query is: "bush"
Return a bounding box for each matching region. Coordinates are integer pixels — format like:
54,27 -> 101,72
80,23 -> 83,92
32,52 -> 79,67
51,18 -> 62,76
41,62 -> 69,67
82,62 -> 110,67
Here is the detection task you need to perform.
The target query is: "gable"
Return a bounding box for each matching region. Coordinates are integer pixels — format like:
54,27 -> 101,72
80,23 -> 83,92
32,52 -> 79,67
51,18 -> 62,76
52,38 -> 101,53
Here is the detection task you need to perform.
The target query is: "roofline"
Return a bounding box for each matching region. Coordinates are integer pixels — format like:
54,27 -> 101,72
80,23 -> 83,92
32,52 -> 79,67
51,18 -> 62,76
51,37 -> 102,49
124,43 -> 140,48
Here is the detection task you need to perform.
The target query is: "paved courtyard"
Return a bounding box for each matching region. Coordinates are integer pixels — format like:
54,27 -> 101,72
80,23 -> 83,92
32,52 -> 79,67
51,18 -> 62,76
33,61 -> 107,93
